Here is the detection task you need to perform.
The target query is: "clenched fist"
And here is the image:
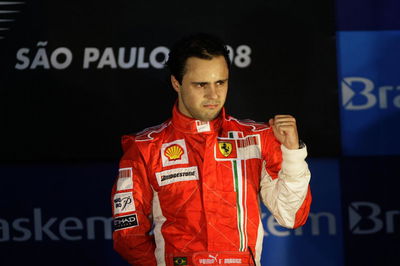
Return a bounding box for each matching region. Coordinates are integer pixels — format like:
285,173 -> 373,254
268,115 -> 299,150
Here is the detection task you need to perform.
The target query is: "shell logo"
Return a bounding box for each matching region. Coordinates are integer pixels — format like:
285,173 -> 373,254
164,144 -> 184,161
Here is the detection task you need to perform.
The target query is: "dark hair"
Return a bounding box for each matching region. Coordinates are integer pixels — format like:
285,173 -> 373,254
166,33 -> 231,84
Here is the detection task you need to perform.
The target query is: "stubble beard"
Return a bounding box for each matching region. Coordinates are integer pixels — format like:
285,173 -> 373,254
183,101 -> 222,122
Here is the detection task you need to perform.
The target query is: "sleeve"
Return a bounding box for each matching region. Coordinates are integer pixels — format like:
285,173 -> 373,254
111,136 -> 157,265
259,130 -> 312,229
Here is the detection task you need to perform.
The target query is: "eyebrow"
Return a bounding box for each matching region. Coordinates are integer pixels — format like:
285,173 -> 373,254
191,79 -> 229,85
191,81 -> 208,85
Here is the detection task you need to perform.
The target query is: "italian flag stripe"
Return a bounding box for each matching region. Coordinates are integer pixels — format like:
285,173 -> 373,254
229,132 -> 246,252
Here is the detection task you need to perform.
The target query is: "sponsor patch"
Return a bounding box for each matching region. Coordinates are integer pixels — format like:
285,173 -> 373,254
173,257 -> 188,265
155,167 -> 199,187
113,214 -> 139,231
224,258 -> 242,264
237,135 -> 261,159
196,120 -> 211,132
164,144 -> 184,160
113,192 -> 135,215
161,139 -> 189,167
219,142 -> 233,157
193,253 -> 248,265
215,135 -> 261,161
116,167 -> 133,191
217,140 -> 237,158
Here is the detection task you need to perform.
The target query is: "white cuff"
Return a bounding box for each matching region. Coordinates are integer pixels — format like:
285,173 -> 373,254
281,144 -> 308,177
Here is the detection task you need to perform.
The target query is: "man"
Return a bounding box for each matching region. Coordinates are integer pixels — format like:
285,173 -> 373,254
111,33 -> 312,266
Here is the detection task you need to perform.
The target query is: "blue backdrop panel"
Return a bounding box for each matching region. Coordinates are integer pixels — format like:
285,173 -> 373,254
340,156 -> 400,266
261,158 -> 344,266
0,163 -> 126,266
337,30 -> 400,156
0,159 -> 342,266
336,0 -> 400,30
336,1 -> 400,265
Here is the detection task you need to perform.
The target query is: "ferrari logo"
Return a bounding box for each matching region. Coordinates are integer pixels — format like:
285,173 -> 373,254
218,142 -> 233,157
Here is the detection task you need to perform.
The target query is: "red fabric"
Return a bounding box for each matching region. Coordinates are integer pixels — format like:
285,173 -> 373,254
111,104 -> 311,265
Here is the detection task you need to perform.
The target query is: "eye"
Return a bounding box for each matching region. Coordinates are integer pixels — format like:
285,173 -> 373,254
196,82 -> 207,88
216,80 -> 226,86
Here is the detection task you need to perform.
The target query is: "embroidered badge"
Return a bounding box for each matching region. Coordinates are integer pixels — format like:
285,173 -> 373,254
218,142 -> 233,157
113,192 -> 135,215
173,257 -> 188,265
196,120 -> 211,132
161,139 -> 189,167
215,135 -> 261,161
216,139 -> 237,159
155,167 -> 199,187
113,214 -> 139,231
116,167 -> 133,191
164,144 -> 184,161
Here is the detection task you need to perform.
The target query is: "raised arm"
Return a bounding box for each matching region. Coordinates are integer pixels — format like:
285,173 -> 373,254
260,116 -> 312,228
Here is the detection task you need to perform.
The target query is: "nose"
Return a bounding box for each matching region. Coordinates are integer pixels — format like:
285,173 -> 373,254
205,84 -> 218,100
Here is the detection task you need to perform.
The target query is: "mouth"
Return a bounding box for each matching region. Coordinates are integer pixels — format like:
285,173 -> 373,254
203,104 -> 219,109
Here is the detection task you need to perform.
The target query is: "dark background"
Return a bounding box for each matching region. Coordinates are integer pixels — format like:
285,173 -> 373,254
1,0 -> 399,266
0,0 -> 338,161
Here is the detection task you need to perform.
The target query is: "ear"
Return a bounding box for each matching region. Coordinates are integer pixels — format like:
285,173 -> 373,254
170,75 -> 181,93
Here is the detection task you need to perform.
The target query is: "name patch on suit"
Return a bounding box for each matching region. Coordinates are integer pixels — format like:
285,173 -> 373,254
155,167 -> 199,186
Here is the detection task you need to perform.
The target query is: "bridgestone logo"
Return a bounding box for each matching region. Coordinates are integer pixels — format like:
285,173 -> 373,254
156,166 -> 199,186
161,171 -> 196,181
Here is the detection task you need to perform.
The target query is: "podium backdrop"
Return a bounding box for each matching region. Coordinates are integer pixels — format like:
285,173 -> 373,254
1,0 -> 399,265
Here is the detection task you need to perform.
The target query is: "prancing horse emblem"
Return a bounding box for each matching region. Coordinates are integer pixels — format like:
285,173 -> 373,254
218,142 -> 232,157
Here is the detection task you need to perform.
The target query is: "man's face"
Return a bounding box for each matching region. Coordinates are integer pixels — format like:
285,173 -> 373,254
171,56 -> 229,122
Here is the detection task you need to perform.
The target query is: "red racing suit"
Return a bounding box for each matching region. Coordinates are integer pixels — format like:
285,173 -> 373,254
111,105 -> 312,266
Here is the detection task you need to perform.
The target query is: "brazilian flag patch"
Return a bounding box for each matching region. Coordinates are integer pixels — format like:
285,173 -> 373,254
173,257 -> 187,265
